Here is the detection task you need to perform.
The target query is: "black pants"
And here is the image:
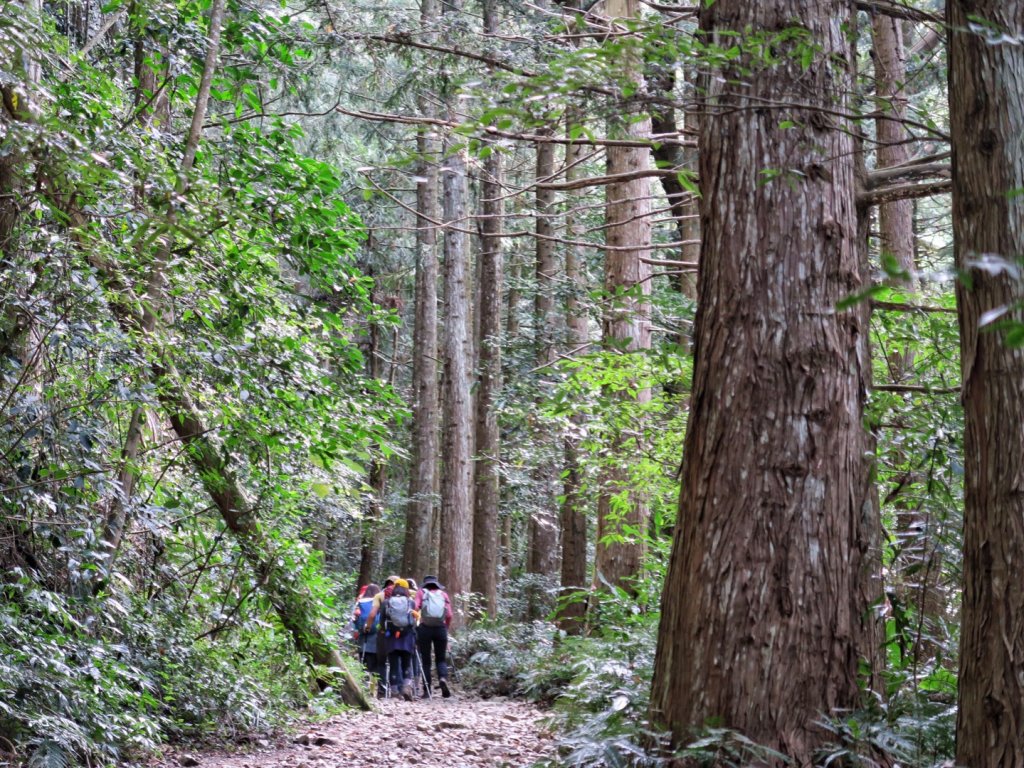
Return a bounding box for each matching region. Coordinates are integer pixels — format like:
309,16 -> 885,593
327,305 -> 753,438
387,649 -> 413,690
416,623 -> 448,689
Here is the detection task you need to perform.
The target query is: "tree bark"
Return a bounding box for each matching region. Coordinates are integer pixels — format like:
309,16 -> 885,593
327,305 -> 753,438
949,3 -> 1024,766
471,0 -> 502,620
592,0 -> 652,597
650,2 -> 878,762
402,0 -> 441,583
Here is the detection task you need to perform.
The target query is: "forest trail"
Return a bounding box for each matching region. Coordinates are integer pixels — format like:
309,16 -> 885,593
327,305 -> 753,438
157,697 -> 556,768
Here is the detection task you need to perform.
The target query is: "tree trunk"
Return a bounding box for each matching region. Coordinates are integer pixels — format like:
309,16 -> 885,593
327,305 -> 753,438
592,0 -> 651,597
526,137 -> 562,618
558,132 -> 589,633
438,137 -> 474,624
871,10 -> 943,672
872,12 -> 915,287
402,0 -> 441,582
949,3 -> 1024,765
650,2 -> 878,762
358,279 -> 387,591
471,0 -> 502,620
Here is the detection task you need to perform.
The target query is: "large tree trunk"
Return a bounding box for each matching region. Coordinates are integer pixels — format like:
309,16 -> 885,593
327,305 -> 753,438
592,0 -> 651,596
402,0 -> 441,582
471,0 -> 502,620
650,2 -> 878,763
949,3 -> 1024,766
438,137 -> 474,624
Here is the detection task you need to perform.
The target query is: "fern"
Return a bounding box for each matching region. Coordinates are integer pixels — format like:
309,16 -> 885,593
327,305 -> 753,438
26,740 -> 70,768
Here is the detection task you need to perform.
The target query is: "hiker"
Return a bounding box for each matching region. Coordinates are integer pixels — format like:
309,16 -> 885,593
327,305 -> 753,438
361,573 -> 400,632
362,575 -> 401,697
352,583 -> 381,675
380,579 -> 418,700
414,575 -> 453,698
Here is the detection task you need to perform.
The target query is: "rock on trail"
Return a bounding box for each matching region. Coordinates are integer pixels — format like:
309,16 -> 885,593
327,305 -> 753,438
157,697 -> 556,768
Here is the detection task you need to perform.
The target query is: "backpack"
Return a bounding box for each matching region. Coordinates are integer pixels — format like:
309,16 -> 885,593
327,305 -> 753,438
384,594 -> 413,630
353,597 -> 376,633
420,589 -> 446,626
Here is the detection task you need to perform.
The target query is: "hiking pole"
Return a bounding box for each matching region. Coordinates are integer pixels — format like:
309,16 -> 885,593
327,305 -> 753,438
415,643 -> 431,699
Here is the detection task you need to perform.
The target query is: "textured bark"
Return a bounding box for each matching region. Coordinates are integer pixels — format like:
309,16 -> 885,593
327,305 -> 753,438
650,3 -> 878,763
471,0 -> 502,620
526,137 -> 561,618
557,134 -> 589,633
402,0 -> 441,582
438,139 -> 474,624
592,0 -> 651,596
949,4 -> 1024,766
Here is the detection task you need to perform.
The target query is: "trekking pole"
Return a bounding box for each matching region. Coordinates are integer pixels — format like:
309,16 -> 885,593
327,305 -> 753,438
415,644 -> 431,699
384,655 -> 391,699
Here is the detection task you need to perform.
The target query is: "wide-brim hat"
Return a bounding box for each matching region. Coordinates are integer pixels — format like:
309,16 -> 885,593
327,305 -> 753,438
385,574 -> 401,586
422,575 -> 444,590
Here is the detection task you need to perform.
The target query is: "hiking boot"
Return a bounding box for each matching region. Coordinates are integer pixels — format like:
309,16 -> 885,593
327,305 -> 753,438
439,678 -> 451,698
420,688 -> 431,699
401,683 -> 413,702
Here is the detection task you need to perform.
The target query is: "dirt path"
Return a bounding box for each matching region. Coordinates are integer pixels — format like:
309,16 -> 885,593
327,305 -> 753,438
161,696 -> 557,768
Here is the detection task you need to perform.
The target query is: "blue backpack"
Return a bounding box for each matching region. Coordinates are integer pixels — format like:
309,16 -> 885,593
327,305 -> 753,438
354,597 -> 376,633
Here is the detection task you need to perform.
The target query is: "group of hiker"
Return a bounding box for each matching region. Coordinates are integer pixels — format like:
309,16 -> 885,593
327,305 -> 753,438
350,573 -> 453,701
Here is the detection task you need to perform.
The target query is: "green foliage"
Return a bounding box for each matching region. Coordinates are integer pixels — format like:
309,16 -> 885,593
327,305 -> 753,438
0,0 -> 402,763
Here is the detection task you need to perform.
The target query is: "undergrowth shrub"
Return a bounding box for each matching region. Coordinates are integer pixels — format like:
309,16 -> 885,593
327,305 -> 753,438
0,573 -> 329,768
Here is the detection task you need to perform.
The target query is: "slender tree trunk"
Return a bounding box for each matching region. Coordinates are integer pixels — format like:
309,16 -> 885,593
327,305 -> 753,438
650,2 -> 878,762
871,11 -> 943,671
402,0 -> 441,582
471,0 -> 502,620
557,133 -> 589,633
439,138 -> 474,624
592,0 -> 651,597
526,137 -> 561,618
872,12 -> 915,286
949,3 -> 1024,765
358,279 -> 387,590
